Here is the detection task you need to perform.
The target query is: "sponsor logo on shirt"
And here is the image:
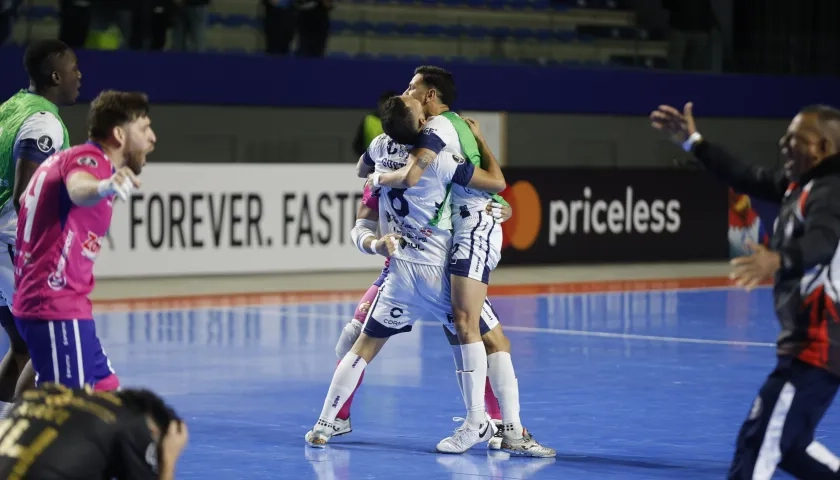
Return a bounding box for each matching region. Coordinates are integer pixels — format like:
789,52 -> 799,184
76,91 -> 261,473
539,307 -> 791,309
77,156 -> 98,167
48,230 -> 74,291
81,232 -> 102,260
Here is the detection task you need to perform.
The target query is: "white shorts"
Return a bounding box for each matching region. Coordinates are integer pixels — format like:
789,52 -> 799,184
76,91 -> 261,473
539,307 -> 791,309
363,258 -> 501,338
450,212 -> 502,284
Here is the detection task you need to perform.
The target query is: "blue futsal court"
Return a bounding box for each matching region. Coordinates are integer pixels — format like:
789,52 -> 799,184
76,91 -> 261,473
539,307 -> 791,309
20,281 -> 831,479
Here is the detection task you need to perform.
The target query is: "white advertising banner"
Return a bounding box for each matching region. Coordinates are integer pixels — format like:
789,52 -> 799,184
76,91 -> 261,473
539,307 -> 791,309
95,164 -> 386,278
458,111 -> 506,165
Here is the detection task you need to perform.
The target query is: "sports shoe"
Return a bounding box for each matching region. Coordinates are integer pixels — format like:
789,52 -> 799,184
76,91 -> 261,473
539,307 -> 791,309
488,419 -> 504,450
332,416 -> 352,437
500,427 -> 556,457
305,419 -> 335,448
436,416 -> 497,454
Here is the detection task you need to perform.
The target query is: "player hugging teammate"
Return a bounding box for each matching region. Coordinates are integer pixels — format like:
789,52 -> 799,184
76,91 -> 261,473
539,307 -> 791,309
306,66 -> 554,458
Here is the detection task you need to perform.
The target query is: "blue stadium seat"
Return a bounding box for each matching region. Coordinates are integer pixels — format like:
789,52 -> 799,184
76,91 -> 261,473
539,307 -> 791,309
489,26 -> 511,38
330,20 -> 351,33
398,23 -> 422,35
553,30 -> 579,42
420,24 -> 447,36
464,25 -> 489,39
353,21 -> 374,33
373,22 -> 399,35
218,14 -> 258,29
442,24 -> 467,37
21,5 -> 58,20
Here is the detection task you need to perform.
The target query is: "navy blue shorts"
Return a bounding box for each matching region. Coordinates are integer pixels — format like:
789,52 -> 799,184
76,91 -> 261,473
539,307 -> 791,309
729,356 -> 840,479
14,318 -> 119,390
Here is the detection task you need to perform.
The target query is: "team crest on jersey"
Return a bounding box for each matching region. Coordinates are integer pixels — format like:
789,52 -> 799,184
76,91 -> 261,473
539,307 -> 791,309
419,227 -> 432,237
77,156 -> 98,167
82,232 -> 102,260
36,135 -> 53,153
453,154 -> 466,164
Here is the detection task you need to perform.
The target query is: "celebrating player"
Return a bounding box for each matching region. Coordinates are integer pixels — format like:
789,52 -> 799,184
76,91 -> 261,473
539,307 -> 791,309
333,181 -> 511,449
0,383 -> 188,479
375,94 -> 552,456
306,103 -> 505,451
0,39 -> 81,414
12,90 -> 155,391
652,102 -> 840,479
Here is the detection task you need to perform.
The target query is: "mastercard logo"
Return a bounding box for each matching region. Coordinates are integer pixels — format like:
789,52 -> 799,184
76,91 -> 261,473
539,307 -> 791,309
500,181 -> 542,251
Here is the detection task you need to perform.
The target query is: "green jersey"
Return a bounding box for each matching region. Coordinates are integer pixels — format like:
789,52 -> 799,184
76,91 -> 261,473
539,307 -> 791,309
0,90 -> 71,244
428,112 -> 508,227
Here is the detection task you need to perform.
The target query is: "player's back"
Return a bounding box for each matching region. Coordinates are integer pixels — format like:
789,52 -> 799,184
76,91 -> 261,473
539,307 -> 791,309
13,144 -> 114,321
368,134 -> 461,266
0,384 -> 135,480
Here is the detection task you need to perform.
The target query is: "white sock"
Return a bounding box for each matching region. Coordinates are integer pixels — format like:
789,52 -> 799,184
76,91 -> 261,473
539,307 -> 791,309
450,345 -> 467,403
458,342 -> 487,427
316,352 -> 367,428
487,352 -> 523,439
0,401 -> 12,419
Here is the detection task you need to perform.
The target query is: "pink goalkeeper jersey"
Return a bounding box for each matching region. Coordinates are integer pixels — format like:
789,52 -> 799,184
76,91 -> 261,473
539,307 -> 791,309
12,143 -> 115,320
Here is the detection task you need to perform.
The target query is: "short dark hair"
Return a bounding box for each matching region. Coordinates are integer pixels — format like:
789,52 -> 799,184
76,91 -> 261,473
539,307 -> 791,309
117,388 -> 180,434
414,65 -> 456,107
380,96 -> 418,145
23,40 -> 71,89
378,90 -> 398,109
800,104 -> 840,145
88,90 -> 150,141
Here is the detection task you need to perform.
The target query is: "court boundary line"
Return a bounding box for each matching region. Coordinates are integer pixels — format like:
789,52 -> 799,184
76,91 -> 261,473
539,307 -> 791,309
101,308 -> 777,349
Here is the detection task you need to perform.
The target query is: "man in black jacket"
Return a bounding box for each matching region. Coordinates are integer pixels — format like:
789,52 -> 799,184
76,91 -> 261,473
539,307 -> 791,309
651,102 -> 840,479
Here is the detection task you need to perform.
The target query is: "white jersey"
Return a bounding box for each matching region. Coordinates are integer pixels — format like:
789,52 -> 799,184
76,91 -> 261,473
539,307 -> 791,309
367,133 -> 476,267
0,111 -> 65,245
414,114 -> 493,229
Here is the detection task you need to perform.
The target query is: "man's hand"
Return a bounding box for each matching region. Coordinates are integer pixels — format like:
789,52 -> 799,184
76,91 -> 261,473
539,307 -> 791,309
729,240 -> 780,290
98,166 -> 140,202
374,233 -> 402,257
463,117 -> 484,142
485,201 -> 512,224
649,102 -> 697,145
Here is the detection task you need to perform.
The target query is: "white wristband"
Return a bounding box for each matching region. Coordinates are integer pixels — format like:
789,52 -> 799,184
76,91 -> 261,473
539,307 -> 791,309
682,132 -> 703,152
360,233 -> 377,255
96,180 -> 114,199
370,172 -> 382,188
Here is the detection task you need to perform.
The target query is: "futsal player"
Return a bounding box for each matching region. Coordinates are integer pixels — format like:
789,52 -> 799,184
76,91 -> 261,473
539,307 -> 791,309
306,110 -> 505,451
0,39 -> 81,414
0,382 -> 188,479
372,95 -> 553,457
651,102 -> 840,479
334,181 -> 511,448
12,90 -> 155,391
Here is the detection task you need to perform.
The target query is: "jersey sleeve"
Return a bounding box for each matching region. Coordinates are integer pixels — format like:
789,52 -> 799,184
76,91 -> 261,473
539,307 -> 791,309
13,111 -> 65,164
435,153 -> 475,186
414,117 -> 451,154
60,151 -> 111,183
363,133 -> 390,167
362,184 -> 380,211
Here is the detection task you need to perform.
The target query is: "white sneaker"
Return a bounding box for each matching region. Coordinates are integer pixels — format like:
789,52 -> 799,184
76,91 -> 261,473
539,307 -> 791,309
488,419 -> 503,450
332,417 -> 352,437
436,416 -> 497,454
304,420 -> 335,448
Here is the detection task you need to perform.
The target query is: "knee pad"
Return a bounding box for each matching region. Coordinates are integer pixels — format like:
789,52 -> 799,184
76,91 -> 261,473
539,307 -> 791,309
335,319 -> 363,359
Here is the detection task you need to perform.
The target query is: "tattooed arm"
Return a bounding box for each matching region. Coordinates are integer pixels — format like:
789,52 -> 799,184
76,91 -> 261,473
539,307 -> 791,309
372,147 -> 437,189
